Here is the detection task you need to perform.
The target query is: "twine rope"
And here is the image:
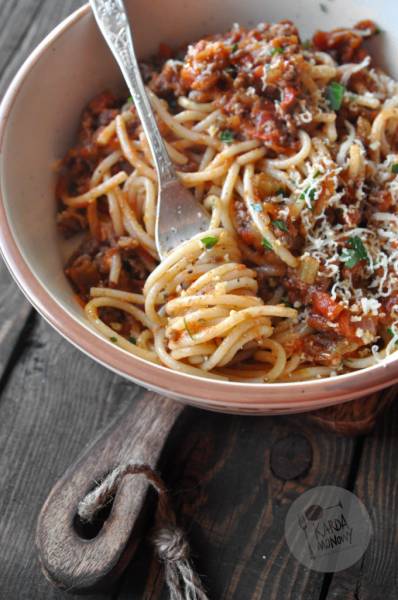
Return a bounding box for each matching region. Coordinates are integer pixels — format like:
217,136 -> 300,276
77,464 -> 209,600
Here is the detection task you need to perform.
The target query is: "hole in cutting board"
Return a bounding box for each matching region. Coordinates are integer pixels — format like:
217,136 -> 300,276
73,472 -> 116,540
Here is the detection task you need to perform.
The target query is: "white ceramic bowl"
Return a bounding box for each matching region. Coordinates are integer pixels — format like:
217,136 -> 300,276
1,0 -> 398,414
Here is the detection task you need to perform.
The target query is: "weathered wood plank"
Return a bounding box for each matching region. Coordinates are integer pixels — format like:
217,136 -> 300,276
0,0 -> 85,95
325,388 -> 398,600
0,262 -> 31,381
116,411 -> 357,600
0,316 -> 136,599
0,0 -> 85,380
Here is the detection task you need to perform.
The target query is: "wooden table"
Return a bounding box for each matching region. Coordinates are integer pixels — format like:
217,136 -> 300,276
1,2 -> 398,598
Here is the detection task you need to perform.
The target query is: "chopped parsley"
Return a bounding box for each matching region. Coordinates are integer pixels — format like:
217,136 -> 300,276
231,43 -> 239,52
387,327 -> 398,344
300,186 -> 317,208
110,336 -> 118,343
270,46 -> 284,56
375,26 -> 383,35
201,235 -> 218,249
282,298 -> 293,308
220,129 -> 234,144
262,238 -> 273,251
326,81 -> 346,111
272,219 -> 288,232
252,203 -> 263,212
391,163 -> 398,174
302,39 -> 311,49
184,317 -> 195,340
129,336 -> 137,345
341,236 -> 369,268
300,187 -> 316,200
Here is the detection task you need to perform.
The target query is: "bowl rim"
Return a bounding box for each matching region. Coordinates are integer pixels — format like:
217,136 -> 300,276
1,1 -> 398,411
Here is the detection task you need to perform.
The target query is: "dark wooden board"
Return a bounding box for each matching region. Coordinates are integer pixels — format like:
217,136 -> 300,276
117,411 -> 358,600
0,316 -> 129,600
0,262 -> 31,383
1,2 -> 398,599
0,0 -> 85,95
324,393 -> 398,600
0,0 -> 85,381
0,314 -> 360,600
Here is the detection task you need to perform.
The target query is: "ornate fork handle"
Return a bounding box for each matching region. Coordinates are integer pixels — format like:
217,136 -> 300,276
90,0 -> 177,183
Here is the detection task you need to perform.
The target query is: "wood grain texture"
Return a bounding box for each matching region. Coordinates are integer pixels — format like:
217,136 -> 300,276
0,0 -> 85,96
307,389 -> 397,436
0,263 -> 30,382
117,412 -> 357,600
37,392 -> 183,592
0,316 -> 133,600
0,0 -> 85,379
325,389 -> 398,600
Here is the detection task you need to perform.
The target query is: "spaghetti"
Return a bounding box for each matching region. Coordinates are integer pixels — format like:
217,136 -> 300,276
56,19 -> 398,382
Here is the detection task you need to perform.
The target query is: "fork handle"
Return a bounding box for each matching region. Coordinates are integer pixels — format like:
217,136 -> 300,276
89,0 -> 176,184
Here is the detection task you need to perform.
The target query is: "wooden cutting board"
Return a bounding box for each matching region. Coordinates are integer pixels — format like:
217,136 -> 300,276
307,385 -> 397,435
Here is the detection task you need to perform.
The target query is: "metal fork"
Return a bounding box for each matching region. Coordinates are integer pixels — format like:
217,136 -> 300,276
89,0 -> 210,259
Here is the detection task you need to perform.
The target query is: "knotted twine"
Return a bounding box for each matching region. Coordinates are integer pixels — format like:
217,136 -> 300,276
77,464 -> 209,600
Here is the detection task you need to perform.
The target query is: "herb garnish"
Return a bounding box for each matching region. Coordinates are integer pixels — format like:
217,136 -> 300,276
231,43 -> 239,53
302,39 -> 311,49
326,81 -> 346,111
220,129 -> 234,144
300,187 -> 316,200
391,163 -> 398,174
272,219 -> 288,232
282,298 -> 293,308
184,317 -> 195,340
300,186 -> 317,208
270,46 -> 284,56
341,236 -> 369,268
110,336 -> 118,343
129,336 -> 137,345
262,238 -> 273,251
201,235 -> 218,249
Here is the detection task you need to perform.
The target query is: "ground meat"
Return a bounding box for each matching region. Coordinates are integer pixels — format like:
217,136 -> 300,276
57,208 -> 87,238
301,332 -> 344,366
150,60 -> 187,99
312,20 -> 377,64
66,255 -> 102,298
56,91 -> 124,199
232,197 -> 262,249
98,307 -> 136,336
65,238 -> 152,301
148,21 -> 313,153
